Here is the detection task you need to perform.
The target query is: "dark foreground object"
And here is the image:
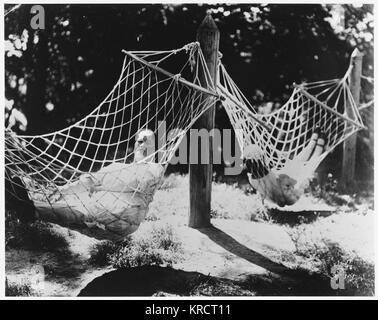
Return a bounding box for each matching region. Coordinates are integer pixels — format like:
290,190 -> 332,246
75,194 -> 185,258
79,266 -> 251,297
79,265 -> 339,297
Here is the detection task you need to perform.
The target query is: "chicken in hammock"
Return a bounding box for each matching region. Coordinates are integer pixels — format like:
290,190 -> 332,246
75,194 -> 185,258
243,130 -> 325,207
23,129 -> 164,241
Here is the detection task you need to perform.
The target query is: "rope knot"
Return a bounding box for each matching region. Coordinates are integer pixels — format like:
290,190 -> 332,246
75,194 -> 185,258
173,74 -> 181,83
183,41 -> 200,53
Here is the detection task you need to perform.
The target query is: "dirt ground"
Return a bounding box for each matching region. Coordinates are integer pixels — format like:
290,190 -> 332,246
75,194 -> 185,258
5,177 -> 375,297
6,214 -> 374,296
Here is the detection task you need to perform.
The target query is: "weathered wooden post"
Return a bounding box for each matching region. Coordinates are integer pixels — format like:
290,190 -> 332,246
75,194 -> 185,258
341,48 -> 363,190
189,11 -> 220,228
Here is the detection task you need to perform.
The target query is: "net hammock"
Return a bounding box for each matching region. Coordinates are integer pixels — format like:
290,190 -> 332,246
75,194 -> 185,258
5,42 -> 219,240
218,57 -> 366,206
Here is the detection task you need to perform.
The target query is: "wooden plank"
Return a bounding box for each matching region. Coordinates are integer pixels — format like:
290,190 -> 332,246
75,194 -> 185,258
295,85 -> 366,130
122,49 -> 220,98
341,49 -> 363,190
189,12 -> 219,228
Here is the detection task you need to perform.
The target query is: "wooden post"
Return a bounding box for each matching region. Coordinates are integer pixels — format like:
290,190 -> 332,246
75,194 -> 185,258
341,49 -> 363,190
189,12 -> 219,228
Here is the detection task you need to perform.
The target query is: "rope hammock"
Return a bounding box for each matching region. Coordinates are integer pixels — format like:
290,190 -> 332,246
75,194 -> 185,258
5,40 -> 368,238
5,42 -> 218,240
218,57 -> 366,206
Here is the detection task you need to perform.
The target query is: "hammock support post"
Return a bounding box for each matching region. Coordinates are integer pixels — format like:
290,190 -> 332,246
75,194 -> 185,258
189,12 -> 219,228
341,48 -> 363,190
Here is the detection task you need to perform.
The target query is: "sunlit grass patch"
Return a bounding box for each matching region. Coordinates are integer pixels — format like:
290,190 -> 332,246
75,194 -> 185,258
149,174 -> 267,222
286,211 -> 374,296
89,222 -> 183,268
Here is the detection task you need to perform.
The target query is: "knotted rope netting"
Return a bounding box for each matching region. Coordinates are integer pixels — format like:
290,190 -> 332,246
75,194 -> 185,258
5,42 -> 219,240
218,57 -> 366,186
5,41 -> 368,237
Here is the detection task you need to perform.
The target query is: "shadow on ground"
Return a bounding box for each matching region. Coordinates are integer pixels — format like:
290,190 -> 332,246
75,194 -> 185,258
266,209 -> 334,226
78,264 -> 345,297
198,226 -> 338,296
79,265 -> 253,296
79,226 -> 347,297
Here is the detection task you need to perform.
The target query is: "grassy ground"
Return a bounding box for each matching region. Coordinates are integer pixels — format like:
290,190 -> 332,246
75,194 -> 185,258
5,174 -> 374,296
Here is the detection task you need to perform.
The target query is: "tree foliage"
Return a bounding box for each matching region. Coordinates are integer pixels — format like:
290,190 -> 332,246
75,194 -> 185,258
4,4 -> 373,179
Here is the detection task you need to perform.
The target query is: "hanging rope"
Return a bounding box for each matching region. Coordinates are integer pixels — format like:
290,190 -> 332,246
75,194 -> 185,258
218,58 -> 366,206
5,43 -> 218,240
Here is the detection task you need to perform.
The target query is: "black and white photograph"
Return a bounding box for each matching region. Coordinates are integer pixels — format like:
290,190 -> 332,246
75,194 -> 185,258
2,1 -> 375,300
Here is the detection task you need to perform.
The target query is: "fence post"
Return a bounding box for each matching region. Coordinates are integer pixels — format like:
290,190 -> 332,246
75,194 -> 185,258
189,11 -> 219,228
341,48 -> 363,190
